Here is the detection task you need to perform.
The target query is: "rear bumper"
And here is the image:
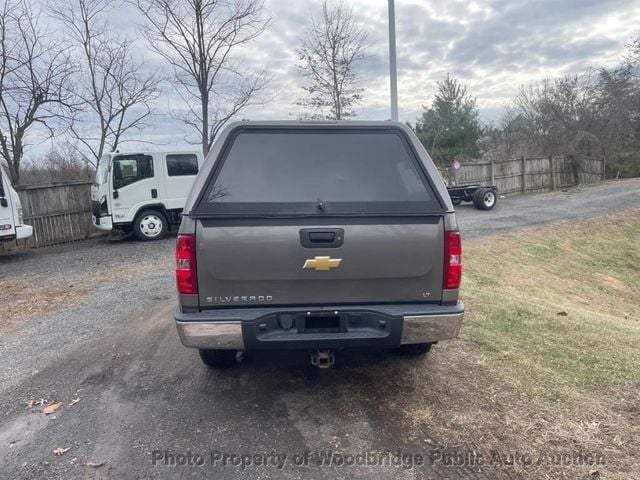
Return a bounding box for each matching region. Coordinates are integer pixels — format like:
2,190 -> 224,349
174,302 -> 463,350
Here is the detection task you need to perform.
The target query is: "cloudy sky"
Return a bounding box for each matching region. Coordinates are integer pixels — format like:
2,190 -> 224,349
250,0 -> 639,122
28,0 -> 640,155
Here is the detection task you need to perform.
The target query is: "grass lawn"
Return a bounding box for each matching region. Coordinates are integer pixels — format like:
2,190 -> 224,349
462,209 -> 640,403
393,209 -> 640,479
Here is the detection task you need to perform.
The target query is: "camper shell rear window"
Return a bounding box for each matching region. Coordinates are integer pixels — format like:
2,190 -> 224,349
193,126 -> 443,216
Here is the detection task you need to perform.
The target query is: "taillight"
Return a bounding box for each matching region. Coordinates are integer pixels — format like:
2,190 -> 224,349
443,231 -> 462,289
176,234 -> 198,294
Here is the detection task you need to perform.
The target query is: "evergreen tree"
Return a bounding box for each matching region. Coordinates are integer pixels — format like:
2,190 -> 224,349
415,74 -> 482,166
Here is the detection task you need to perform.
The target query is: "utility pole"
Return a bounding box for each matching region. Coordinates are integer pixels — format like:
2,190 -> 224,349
388,0 -> 399,121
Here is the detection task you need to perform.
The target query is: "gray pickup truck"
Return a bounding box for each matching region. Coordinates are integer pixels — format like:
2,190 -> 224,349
173,121 -> 463,368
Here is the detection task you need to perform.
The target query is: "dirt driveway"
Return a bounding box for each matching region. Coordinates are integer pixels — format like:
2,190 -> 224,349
0,179 -> 638,480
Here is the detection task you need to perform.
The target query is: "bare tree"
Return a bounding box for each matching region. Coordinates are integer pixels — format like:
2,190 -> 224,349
595,69 -> 636,146
296,0 -> 368,120
133,0 -> 271,155
510,72 -> 599,157
625,35 -> 640,74
491,66 -> 639,174
52,0 -> 161,167
480,38 -> 639,178
0,0 -> 75,184
21,140 -> 93,184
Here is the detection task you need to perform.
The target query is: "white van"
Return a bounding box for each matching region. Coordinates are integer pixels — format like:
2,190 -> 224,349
91,150 -> 203,241
0,160 -> 33,244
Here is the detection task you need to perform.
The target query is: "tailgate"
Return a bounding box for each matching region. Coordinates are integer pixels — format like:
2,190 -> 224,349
196,218 -> 444,307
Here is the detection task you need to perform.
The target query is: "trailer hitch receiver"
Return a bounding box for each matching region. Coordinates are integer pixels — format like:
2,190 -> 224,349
311,349 -> 335,368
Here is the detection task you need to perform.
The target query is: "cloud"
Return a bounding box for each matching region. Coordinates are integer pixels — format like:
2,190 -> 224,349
244,0 -> 638,124
21,0 -> 640,157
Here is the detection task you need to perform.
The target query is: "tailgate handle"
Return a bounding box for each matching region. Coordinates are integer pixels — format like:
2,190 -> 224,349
300,228 -> 344,248
309,232 -> 335,242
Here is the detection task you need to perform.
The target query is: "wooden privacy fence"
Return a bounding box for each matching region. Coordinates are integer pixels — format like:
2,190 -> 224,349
7,155 -> 605,249
15,181 -> 97,248
450,156 -> 604,194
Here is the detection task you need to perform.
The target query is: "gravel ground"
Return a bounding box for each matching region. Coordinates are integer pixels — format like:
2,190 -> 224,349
454,177 -> 640,239
0,178 -> 638,480
0,236 -> 175,391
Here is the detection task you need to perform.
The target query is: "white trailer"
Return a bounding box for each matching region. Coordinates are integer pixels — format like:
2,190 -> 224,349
0,160 -> 33,243
90,150 -> 203,241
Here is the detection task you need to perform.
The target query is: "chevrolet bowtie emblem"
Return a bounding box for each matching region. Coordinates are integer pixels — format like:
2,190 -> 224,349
303,256 -> 342,271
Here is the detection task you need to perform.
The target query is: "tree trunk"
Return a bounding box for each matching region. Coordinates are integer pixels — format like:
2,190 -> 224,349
332,49 -> 341,119
10,134 -> 23,184
201,90 -> 209,156
569,155 -> 580,185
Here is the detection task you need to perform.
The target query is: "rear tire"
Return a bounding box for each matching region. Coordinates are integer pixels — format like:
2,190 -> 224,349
472,188 -> 484,209
133,209 -> 167,241
473,188 -> 496,210
393,343 -> 433,356
199,349 -> 239,368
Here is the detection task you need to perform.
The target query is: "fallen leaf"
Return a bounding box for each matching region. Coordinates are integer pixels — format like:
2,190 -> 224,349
86,461 -> 106,468
42,402 -> 62,415
556,311 -> 568,316
26,398 -> 48,408
589,469 -> 600,477
68,398 -> 80,407
53,447 -> 71,456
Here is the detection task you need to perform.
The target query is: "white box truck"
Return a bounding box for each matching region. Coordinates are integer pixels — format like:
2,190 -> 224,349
90,150 -> 203,241
0,160 -> 33,244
